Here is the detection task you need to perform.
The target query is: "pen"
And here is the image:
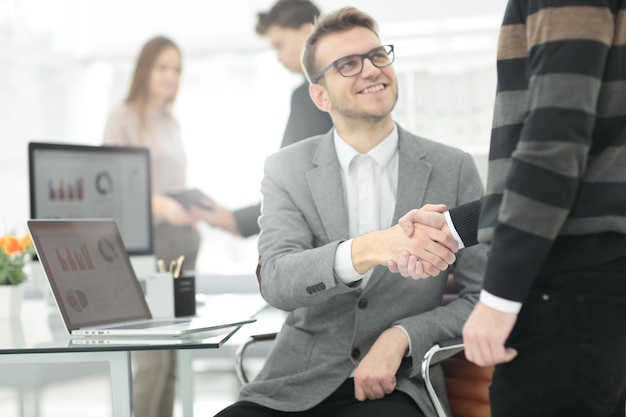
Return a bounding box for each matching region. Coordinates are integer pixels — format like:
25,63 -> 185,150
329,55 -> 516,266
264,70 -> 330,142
157,259 -> 166,273
174,255 -> 185,279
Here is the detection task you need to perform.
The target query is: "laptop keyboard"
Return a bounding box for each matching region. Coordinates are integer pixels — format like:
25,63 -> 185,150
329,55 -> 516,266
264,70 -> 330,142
107,319 -> 190,330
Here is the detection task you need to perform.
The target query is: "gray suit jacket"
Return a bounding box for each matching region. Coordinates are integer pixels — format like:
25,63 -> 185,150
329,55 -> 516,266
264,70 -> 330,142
241,125 -> 487,416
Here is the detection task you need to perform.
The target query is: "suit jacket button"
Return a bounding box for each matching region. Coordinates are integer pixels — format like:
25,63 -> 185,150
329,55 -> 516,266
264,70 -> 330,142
351,348 -> 361,360
357,298 -> 368,309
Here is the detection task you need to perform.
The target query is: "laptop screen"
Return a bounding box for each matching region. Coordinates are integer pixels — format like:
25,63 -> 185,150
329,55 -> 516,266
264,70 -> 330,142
28,219 -> 152,330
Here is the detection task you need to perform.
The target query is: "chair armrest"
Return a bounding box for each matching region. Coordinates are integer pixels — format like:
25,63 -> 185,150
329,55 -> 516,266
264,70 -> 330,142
421,337 -> 465,417
235,332 -> 278,384
422,336 -> 465,369
249,332 -> 278,342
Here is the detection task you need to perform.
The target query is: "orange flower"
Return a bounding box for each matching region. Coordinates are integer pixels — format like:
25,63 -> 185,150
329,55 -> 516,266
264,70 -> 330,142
2,235 -> 22,255
0,234 -> 33,255
19,233 -> 33,251
0,233 -> 32,285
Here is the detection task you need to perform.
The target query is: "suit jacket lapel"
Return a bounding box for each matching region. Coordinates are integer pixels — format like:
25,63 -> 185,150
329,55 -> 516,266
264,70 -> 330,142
393,127 -> 432,224
365,126 -> 433,292
307,132 -> 349,242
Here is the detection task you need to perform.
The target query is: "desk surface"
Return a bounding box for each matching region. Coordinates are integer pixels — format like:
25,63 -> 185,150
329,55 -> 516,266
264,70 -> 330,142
0,293 -> 268,354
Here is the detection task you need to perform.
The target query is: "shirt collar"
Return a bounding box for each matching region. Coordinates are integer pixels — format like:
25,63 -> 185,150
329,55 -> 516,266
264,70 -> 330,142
334,124 -> 399,174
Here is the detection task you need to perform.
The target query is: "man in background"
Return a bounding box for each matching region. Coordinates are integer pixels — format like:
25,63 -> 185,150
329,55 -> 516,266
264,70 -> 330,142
201,0 -> 333,237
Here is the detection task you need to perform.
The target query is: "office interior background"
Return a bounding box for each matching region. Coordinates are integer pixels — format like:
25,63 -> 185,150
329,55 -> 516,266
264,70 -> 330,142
0,0 -> 506,276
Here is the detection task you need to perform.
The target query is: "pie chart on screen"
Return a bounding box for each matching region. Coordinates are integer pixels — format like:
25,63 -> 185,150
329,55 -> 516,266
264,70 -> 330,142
66,289 -> 88,312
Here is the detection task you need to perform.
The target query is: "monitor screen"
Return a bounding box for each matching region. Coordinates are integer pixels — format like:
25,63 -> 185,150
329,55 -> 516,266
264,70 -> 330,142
28,142 -> 154,256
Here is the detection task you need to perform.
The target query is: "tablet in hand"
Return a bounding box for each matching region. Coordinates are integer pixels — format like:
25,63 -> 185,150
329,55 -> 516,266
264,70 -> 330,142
167,188 -> 214,211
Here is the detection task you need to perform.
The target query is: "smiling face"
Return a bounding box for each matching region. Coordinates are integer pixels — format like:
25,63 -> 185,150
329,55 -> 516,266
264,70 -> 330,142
148,46 -> 181,105
309,26 -> 398,126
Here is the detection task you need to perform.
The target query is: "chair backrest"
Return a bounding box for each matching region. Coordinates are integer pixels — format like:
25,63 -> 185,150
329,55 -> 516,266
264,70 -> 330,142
442,352 -> 493,417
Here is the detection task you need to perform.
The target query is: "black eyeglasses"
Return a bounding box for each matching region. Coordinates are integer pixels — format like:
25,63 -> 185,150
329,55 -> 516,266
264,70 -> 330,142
313,44 -> 395,84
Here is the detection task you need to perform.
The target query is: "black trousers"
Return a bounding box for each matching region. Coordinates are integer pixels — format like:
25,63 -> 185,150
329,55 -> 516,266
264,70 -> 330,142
490,289 -> 626,417
214,378 -> 424,417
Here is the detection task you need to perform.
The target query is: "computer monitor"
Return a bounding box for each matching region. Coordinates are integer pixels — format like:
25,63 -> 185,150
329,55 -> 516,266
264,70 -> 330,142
28,142 -> 156,280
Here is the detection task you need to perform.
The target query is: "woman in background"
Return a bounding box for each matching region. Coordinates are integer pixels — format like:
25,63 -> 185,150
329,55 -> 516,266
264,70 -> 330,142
103,35 -> 200,417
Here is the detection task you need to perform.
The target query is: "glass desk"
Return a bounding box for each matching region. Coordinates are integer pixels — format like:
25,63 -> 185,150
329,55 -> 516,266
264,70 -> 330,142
0,294 -> 266,417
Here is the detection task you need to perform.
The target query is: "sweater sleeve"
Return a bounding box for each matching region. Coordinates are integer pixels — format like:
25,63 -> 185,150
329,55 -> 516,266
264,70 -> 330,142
481,0 -> 615,302
448,200 -> 481,248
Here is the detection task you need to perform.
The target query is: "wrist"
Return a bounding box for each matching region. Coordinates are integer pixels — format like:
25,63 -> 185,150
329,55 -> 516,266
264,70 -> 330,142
351,230 -> 384,274
380,327 -> 410,356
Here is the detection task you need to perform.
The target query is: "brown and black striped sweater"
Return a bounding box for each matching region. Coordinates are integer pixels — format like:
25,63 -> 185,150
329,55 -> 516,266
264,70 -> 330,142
460,0 -> 626,303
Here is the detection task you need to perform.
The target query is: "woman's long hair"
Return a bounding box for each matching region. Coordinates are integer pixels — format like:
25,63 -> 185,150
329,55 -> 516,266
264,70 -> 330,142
125,36 -> 182,134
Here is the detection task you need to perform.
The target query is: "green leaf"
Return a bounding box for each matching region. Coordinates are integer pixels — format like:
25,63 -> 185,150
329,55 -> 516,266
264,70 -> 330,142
0,248 -> 27,285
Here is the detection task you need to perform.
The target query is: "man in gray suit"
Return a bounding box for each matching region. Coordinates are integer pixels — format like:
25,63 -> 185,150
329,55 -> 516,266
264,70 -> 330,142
215,7 -> 487,417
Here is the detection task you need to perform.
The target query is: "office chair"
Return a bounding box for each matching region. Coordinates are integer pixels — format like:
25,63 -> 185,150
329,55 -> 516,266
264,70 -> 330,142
421,337 -> 493,417
236,334 -> 492,417
235,332 -> 277,384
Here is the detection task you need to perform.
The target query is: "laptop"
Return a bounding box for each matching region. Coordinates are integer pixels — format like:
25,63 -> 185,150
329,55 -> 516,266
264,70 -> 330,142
27,219 -> 256,337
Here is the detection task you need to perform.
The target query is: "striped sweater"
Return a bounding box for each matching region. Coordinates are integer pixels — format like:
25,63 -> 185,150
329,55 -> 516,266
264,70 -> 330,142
477,0 -> 626,302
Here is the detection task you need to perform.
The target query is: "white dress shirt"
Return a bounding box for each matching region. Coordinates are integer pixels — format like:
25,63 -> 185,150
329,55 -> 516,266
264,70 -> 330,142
332,125 -> 399,287
330,125 -> 414,361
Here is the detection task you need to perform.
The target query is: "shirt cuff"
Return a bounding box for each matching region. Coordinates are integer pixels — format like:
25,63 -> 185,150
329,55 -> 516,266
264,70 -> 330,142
334,239 -> 365,285
444,211 -> 464,249
392,325 -> 413,356
479,289 -> 522,314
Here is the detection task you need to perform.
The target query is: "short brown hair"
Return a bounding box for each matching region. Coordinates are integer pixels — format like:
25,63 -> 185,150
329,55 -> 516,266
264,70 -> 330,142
256,0 -> 321,35
302,7 -> 379,84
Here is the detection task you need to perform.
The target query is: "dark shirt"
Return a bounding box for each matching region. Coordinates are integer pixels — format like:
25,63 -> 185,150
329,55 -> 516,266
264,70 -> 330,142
234,79 -> 333,237
280,80 -> 333,148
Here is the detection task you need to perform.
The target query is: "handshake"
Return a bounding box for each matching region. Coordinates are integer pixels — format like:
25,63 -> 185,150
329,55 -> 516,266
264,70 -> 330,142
352,204 -> 458,280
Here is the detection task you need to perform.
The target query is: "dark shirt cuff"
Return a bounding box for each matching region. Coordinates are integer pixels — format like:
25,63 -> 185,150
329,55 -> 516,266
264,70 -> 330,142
448,200 -> 481,247
233,204 -> 261,238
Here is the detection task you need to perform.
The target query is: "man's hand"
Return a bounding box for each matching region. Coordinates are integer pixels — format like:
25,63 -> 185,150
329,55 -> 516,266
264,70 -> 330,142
388,205 -> 458,279
462,301 -> 518,367
152,195 -> 199,226
354,327 -> 408,401
398,204 -> 448,236
352,223 -> 456,275
191,200 -> 241,236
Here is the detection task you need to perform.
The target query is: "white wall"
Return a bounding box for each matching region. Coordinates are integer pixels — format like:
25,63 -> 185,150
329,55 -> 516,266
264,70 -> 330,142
0,0 -> 505,274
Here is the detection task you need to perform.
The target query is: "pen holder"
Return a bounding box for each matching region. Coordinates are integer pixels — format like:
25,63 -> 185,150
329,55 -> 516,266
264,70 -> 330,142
144,271 -> 196,318
174,271 -> 196,317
